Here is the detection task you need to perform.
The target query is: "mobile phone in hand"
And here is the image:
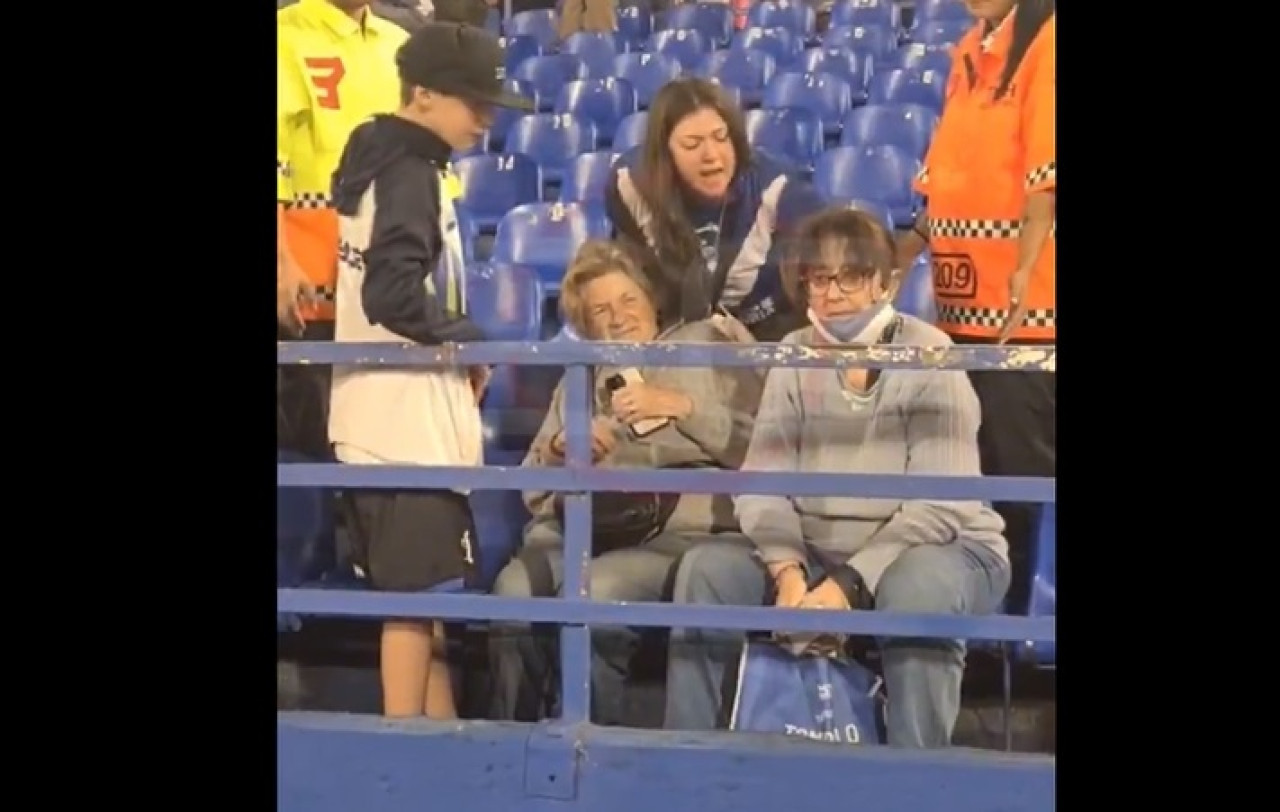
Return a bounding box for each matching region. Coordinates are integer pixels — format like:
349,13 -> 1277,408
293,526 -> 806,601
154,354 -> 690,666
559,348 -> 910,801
605,370 -> 671,438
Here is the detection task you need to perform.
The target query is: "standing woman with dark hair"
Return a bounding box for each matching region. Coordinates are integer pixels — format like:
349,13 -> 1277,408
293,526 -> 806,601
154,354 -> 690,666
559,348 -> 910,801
604,77 -> 827,341
895,0 -> 1055,607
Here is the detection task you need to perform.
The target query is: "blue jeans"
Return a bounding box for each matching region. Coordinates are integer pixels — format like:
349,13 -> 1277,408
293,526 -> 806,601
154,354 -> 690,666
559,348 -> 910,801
664,537 -> 1011,748
489,523 -> 707,725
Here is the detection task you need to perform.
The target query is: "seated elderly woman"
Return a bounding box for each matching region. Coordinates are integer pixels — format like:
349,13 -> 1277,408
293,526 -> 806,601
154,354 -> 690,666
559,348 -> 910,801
662,207 -> 1012,748
489,239 -> 764,726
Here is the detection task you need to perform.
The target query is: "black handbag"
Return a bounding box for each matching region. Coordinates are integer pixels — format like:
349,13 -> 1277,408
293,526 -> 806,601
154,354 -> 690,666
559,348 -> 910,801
553,488 -> 680,557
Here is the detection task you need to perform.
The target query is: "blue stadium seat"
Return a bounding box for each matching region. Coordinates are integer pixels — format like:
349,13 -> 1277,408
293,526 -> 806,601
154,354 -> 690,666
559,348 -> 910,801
552,323 -> 582,342
881,43 -> 952,74
613,52 -> 684,109
504,113 -> 597,186
474,259 -> 549,451
830,0 -> 899,29
647,27 -> 713,70
501,34 -> 544,74
733,26 -> 803,70
895,251 -> 936,322
1024,503 -> 1056,666
839,103 -> 938,158
466,261 -> 543,342
505,8 -> 558,49
743,107 -> 824,168
661,2 -> 735,46
714,82 -> 744,108
697,49 -> 777,107
277,449 -> 337,631
612,111 -> 649,154
813,144 -> 921,226
615,4 -> 654,49
454,204 -> 478,264
559,151 -> 617,205
454,154 -> 543,231
513,54 -> 585,112
486,79 -> 540,151
913,0 -> 973,25
492,202 -> 610,289
762,72 -> 853,137
554,78 -> 639,147
824,24 -> 897,60
842,197 -> 895,231
799,47 -> 871,105
469,450 -> 532,591
867,68 -> 946,112
748,1 -> 817,42
561,31 -> 620,79
912,18 -> 973,45
277,449 -> 337,589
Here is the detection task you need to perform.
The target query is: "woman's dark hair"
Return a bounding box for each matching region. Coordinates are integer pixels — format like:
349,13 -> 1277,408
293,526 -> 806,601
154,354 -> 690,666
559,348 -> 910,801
780,206 -> 897,309
994,0 -> 1054,100
635,78 -> 752,276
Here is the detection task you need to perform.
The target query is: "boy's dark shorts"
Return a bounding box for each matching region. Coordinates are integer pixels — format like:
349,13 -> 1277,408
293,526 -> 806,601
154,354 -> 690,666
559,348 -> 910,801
342,489 -> 481,592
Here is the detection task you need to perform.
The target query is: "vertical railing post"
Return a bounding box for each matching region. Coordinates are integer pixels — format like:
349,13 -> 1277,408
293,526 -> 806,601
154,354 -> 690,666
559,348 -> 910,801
558,363 -> 593,723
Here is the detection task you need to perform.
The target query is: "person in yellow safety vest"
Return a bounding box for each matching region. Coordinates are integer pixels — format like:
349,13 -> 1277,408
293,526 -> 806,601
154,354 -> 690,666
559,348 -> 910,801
277,0 -> 409,336
277,0 -> 408,458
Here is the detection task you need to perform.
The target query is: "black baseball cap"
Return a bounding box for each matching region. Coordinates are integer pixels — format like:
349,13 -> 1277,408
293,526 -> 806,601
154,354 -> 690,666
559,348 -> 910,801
396,22 -> 535,112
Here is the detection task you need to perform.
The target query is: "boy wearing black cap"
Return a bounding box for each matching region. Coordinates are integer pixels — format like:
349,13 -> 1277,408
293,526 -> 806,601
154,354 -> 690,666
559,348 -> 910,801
327,22 -> 534,719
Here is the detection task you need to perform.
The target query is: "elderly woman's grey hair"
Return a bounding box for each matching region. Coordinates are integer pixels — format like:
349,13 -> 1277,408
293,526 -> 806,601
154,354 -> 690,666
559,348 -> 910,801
559,240 -> 656,339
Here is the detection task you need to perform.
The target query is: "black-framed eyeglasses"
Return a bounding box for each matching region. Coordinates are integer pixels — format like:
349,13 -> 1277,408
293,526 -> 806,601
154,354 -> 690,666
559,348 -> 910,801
801,267 -> 877,294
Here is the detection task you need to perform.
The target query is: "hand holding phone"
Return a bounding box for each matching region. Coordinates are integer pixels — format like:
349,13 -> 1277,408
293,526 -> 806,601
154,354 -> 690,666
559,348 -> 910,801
606,369 -> 685,438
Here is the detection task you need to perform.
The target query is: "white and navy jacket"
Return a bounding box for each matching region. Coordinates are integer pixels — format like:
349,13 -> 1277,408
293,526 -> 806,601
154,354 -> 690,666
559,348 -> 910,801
327,115 -> 485,472
605,148 -> 827,341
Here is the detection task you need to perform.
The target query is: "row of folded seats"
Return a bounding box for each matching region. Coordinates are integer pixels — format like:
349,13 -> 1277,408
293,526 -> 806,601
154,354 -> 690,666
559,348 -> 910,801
469,196 -> 927,300
451,2 -> 976,275
456,118 -> 930,273
481,68 -> 942,158
502,0 -> 966,103
506,1 -> 973,55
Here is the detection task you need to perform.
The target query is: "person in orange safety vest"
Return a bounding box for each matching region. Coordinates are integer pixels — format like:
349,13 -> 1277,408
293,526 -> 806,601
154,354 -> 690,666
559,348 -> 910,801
895,0 -> 1055,608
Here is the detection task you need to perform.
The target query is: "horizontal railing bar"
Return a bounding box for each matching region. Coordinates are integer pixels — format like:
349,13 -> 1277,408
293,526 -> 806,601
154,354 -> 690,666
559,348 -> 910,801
278,464 -> 1055,502
277,340 -> 1056,372
277,589 -> 1055,642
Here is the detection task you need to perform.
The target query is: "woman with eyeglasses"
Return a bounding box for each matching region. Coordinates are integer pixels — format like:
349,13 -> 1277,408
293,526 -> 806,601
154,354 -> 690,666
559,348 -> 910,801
663,208 -> 1011,748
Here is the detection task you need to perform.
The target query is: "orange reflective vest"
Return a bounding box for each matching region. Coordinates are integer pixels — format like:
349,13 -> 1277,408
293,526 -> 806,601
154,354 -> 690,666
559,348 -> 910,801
913,12 -> 1055,341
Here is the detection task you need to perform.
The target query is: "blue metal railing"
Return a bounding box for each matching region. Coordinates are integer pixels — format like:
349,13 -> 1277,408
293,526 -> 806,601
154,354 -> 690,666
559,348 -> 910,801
277,339 -> 1055,726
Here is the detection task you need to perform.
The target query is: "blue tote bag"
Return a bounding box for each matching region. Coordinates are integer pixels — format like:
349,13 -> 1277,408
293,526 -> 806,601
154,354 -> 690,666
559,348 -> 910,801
729,640 -> 887,745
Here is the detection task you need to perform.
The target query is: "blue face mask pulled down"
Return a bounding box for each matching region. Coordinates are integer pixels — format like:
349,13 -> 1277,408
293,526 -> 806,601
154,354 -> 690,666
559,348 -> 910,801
808,302 -> 896,345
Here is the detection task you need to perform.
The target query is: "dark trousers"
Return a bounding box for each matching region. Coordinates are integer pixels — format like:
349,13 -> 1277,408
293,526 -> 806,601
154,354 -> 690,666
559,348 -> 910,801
277,321 -> 334,460
955,336 -> 1055,612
